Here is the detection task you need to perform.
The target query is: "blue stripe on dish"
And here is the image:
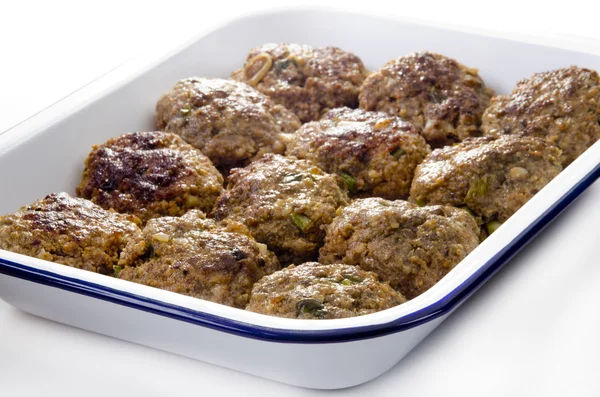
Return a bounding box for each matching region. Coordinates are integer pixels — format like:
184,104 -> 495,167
1,162 -> 599,344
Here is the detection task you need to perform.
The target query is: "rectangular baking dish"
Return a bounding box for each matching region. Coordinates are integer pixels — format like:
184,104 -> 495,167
1,8 -> 600,390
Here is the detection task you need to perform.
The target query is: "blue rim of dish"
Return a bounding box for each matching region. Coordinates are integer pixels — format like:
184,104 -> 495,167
1,163 -> 599,343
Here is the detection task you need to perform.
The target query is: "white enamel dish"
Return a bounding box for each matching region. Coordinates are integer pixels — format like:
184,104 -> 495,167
1,8 -> 600,390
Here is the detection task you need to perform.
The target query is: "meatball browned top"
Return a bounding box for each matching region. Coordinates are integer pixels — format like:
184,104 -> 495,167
118,210 -> 280,308
0,193 -> 146,275
409,135 -> 562,226
212,154 -> 350,266
359,51 -> 494,148
247,262 -> 406,319
482,66 -> 600,166
319,198 -> 480,299
77,131 -> 223,224
286,107 -> 430,199
232,43 -> 368,122
156,78 -> 301,172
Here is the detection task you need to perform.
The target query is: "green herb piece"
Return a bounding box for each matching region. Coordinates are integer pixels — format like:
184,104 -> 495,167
466,175 -> 489,201
342,273 -> 363,284
486,220 -> 502,235
290,213 -> 313,233
296,298 -> 325,317
391,147 -> 405,159
459,206 -> 476,217
339,172 -> 357,193
113,265 -> 124,277
415,198 -> 427,207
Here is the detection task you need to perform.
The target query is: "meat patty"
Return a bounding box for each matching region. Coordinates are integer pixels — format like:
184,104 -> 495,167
156,77 -> 301,173
246,262 -> 406,319
286,107 -> 430,199
77,131 -> 223,224
212,154 -> 350,265
482,66 -> 600,166
409,135 -> 562,231
359,51 -> 494,148
232,43 -> 368,122
319,198 -> 480,299
118,210 -> 280,308
0,193 -> 146,275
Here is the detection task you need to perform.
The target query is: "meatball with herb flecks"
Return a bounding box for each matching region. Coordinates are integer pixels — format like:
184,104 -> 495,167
319,198 -> 480,299
212,154 -> 350,266
482,66 -> 600,166
0,193 -> 146,275
286,107 -> 430,199
232,43 -> 368,122
409,135 -> 562,234
77,131 -> 223,224
359,51 -> 494,148
118,210 -> 279,308
247,262 -> 406,319
156,78 -> 301,173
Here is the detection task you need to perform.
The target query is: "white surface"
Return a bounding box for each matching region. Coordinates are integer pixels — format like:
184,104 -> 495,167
1,1 -> 600,396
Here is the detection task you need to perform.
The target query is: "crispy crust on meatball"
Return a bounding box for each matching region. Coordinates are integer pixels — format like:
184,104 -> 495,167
77,131 -> 223,224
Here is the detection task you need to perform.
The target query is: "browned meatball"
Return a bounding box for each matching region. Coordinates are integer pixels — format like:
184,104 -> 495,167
482,66 -> 600,166
156,78 -> 301,172
319,198 -> 480,299
286,107 -> 431,199
0,193 -> 146,275
409,136 -> 562,230
359,51 -> 494,148
118,210 -> 280,308
246,262 -> 405,319
232,43 -> 368,122
77,131 -> 223,224
212,154 -> 350,265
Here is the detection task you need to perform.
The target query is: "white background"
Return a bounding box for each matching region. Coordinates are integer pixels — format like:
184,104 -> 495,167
1,1 -> 600,395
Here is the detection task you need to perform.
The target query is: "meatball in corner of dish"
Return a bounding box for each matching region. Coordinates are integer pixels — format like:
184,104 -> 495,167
118,209 -> 280,309
0,192 -> 146,275
246,262 -> 406,319
482,65 -> 600,166
76,131 -> 223,224
359,51 -> 494,148
211,154 -> 350,266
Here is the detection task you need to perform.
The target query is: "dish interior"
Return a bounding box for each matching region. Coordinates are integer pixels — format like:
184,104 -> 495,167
1,9 -> 600,334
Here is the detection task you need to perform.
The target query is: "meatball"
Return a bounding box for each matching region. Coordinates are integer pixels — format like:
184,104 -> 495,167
212,154 -> 350,265
77,131 -> 223,224
482,66 -> 600,166
286,107 -> 431,199
409,136 -> 562,229
319,198 -> 480,299
118,210 -> 280,308
359,51 -> 494,148
231,43 -> 368,122
246,262 -> 406,319
0,193 -> 146,275
156,78 -> 301,172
